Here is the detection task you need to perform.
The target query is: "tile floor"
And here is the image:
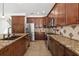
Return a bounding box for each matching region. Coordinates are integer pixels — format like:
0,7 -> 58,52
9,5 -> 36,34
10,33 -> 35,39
24,40 -> 52,56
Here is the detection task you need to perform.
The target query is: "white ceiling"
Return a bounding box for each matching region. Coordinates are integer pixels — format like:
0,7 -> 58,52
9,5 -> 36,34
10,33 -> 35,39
0,3 -> 55,17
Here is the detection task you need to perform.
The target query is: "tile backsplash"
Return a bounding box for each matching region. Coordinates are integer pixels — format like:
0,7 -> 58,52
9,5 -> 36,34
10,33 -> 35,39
48,24 -> 79,41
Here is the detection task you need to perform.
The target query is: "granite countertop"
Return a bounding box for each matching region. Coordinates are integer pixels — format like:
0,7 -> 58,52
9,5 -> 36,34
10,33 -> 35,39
0,33 -> 28,50
49,34 -> 79,55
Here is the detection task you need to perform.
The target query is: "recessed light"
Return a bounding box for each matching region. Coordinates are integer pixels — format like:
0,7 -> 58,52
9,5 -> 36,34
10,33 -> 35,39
42,11 -> 45,14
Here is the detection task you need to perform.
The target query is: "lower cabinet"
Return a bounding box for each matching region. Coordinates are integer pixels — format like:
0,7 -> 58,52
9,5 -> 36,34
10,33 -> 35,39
0,35 -> 30,56
48,37 -> 64,56
55,42 -> 64,56
64,47 -> 77,56
35,32 -> 45,40
48,36 -> 78,56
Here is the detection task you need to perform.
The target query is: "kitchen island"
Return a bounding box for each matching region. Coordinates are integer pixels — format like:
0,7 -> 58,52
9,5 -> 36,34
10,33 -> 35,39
0,33 -> 30,56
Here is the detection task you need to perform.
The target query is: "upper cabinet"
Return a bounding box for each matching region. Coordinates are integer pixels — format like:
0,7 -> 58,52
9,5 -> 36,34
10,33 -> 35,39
27,17 -> 46,28
66,3 -> 78,25
54,4 -> 66,26
47,3 -> 79,26
12,16 -> 25,33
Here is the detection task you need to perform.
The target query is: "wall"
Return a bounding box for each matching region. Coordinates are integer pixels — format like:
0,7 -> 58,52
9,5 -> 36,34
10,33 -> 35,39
48,24 -> 79,41
0,17 -> 11,34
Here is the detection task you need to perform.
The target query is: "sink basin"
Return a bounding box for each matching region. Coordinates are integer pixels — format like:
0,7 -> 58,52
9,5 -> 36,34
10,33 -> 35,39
1,36 -> 20,40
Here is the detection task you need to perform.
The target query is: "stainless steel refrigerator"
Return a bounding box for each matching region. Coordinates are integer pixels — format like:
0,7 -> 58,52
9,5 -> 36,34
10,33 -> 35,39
26,23 -> 35,41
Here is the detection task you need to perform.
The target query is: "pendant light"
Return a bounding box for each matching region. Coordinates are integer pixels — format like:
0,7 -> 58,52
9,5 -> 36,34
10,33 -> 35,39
2,3 -> 5,18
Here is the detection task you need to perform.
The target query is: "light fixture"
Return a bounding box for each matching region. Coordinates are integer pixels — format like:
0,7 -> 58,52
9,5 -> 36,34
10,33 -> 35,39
42,11 -> 45,14
2,3 -> 5,18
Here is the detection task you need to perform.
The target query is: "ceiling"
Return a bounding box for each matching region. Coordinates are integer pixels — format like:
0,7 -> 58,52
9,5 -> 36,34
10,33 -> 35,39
0,3 -> 55,17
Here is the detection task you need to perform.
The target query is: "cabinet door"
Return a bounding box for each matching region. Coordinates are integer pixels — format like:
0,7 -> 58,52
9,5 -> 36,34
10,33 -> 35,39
35,32 -> 40,40
64,47 -> 77,56
43,18 -> 46,27
12,24 -> 24,33
54,4 -> 66,26
66,3 -> 78,24
48,36 -> 53,55
48,36 -> 65,56
35,32 -> 45,40
56,42 -> 64,56
48,11 -> 55,18
48,36 -> 57,56
45,17 -> 49,26
12,16 -> 25,24
12,16 -> 25,33
52,39 -> 57,56
77,4 -> 79,23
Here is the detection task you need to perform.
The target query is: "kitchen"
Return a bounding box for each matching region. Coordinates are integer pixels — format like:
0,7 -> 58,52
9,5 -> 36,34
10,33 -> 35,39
0,3 -> 79,56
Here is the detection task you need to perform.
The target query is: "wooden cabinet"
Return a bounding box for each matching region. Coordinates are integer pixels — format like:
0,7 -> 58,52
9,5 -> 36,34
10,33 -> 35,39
48,3 -> 66,26
48,37 -> 54,54
48,36 -> 77,56
55,4 -> 66,26
47,3 -> 79,26
27,17 -> 46,28
64,47 -> 77,56
0,35 -> 30,56
48,36 -> 64,56
35,32 -> 45,40
27,17 -> 46,40
51,38 -> 57,55
12,16 -> 25,33
48,37 -> 57,55
77,4 -> 79,23
66,3 -> 78,25
56,42 -> 64,56
43,17 -> 48,27
44,17 -> 52,27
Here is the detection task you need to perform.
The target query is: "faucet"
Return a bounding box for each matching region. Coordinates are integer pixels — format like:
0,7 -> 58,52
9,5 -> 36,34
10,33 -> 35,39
8,27 -> 11,38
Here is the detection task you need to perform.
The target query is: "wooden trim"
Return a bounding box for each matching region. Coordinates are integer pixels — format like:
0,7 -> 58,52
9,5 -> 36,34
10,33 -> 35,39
47,3 -> 57,17
77,3 -> 79,24
27,17 -> 46,19
11,15 -> 25,17
50,23 -> 79,28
